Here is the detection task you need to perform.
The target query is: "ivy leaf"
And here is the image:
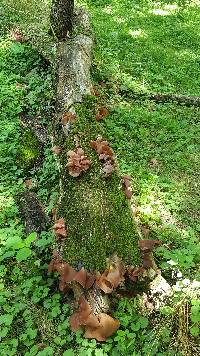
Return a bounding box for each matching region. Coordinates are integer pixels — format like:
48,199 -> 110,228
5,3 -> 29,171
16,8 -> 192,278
0,314 -> 13,326
190,326 -> 199,337
16,247 -> 32,262
24,232 -> 37,247
63,350 -> 75,356
138,316 -> 149,328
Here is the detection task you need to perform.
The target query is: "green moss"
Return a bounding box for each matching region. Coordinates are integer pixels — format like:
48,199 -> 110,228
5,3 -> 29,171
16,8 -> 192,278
17,128 -> 40,171
59,98 -> 140,271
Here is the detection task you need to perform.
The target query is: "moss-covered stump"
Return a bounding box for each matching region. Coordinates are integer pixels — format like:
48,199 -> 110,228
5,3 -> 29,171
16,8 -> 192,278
58,101 -> 140,271
17,127 -> 40,171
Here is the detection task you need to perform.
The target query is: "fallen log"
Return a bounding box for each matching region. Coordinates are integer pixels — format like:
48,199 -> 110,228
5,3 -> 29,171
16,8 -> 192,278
120,90 -> 200,107
52,7 -> 140,320
16,191 -> 48,235
53,7 -> 140,271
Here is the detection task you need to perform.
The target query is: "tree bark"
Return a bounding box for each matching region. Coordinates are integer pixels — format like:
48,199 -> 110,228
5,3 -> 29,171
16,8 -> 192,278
50,0 -> 74,39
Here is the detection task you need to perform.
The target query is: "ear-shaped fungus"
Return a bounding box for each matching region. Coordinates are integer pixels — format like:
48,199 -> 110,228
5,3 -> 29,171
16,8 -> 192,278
96,256 -> 125,293
90,137 -> 115,177
122,175 -> 133,199
48,253 -> 95,291
95,107 -> 110,122
61,111 -> 76,124
53,218 -> 67,239
138,239 -> 161,269
84,313 -> 120,341
70,297 -> 120,341
52,146 -> 61,154
67,147 -> 91,177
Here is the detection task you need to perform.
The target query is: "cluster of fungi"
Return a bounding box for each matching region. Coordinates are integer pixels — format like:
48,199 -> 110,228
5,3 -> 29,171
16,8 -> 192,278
49,104 -> 161,340
67,148 -> 91,177
49,218 -> 160,341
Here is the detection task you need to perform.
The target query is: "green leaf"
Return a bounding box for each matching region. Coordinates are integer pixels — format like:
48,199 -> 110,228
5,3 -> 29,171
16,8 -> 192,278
191,314 -> 200,323
16,247 -> 32,262
0,314 -> 13,326
51,306 -> 61,318
37,346 -> 54,355
10,338 -> 18,347
0,250 -> 15,260
27,328 -> 37,339
138,316 -> 149,328
0,327 -> 9,338
63,350 -> 75,356
11,43 -> 24,54
131,322 -> 141,331
24,232 -> 37,247
5,235 -> 23,249
54,336 -> 62,345
190,326 -> 199,337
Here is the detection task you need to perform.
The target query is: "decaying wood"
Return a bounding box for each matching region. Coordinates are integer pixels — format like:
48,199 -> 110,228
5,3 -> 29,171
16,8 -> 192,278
53,8 -> 108,313
50,0 -> 74,39
16,191 -> 48,235
56,34 -> 93,112
120,90 -> 200,107
52,6 -> 161,324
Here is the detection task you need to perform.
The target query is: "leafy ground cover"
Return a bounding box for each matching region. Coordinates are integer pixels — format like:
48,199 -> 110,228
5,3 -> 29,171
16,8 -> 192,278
0,0 -> 200,355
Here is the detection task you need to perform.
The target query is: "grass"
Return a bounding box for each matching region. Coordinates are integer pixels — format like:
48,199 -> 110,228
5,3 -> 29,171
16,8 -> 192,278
81,0 -> 200,350
83,0 -> 200,95
102,100 -> 200,279
79,0 -> 200,280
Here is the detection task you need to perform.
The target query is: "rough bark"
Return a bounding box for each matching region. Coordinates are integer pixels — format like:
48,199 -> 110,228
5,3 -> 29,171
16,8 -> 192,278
50,0 -> 74,39
16,191 -> 48,235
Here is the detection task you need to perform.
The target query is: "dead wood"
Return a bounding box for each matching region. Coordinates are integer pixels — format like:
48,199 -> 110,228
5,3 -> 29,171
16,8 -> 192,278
120,90 -> 200,107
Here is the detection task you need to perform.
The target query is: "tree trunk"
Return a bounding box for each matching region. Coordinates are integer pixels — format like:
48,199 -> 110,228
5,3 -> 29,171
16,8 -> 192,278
50,0 -> 74,39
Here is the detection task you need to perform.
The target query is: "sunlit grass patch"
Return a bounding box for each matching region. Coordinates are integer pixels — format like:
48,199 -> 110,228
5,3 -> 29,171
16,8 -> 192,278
83,0 -> 200,94
102,100 -> 200,278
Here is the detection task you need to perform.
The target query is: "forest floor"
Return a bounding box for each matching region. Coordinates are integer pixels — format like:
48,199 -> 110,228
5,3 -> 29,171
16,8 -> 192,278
0,0 -> 200,355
